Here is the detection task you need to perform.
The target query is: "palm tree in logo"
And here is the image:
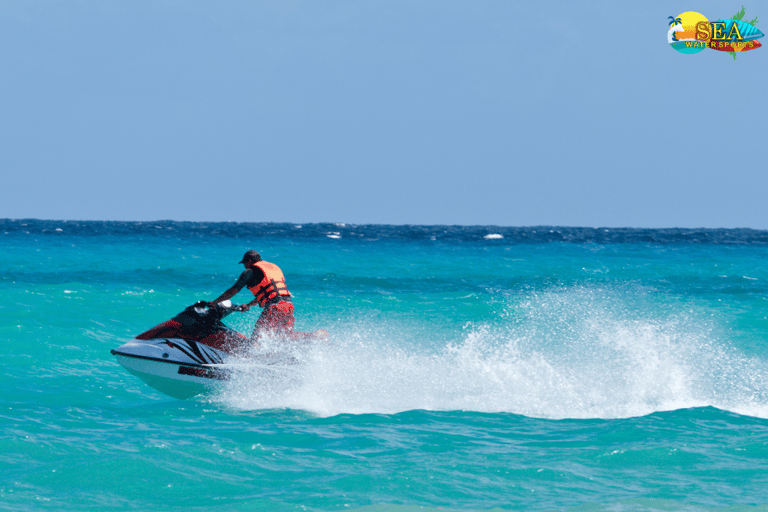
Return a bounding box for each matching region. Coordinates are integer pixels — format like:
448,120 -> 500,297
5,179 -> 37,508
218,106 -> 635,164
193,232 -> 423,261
669,16 -> 683,43
668,15 -> 683,41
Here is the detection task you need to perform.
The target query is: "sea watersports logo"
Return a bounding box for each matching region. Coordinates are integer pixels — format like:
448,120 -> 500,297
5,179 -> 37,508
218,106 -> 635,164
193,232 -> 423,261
667,6 -> 763,59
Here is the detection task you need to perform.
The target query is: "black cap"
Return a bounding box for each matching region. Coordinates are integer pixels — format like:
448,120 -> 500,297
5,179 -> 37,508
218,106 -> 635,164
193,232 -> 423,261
239,250 -> 261,264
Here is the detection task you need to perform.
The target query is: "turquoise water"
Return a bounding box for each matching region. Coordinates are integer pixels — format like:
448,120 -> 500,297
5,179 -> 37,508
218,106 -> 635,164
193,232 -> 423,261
2,221 -> 768,511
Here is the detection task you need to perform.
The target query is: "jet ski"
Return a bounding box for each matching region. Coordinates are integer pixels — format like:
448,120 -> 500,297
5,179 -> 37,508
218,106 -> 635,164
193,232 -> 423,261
111,300 -> 306,399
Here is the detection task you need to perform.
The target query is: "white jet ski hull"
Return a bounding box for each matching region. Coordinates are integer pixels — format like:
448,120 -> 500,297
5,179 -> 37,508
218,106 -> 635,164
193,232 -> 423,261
112,338 -> 229,400
112,301 -> 306,400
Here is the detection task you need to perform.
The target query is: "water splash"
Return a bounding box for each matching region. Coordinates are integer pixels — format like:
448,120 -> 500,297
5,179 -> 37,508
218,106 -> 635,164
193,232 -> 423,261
215,287 -> 768,419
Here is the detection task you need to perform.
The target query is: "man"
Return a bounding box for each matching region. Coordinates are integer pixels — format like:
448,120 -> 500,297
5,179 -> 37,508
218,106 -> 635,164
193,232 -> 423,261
208,250 -> 295,338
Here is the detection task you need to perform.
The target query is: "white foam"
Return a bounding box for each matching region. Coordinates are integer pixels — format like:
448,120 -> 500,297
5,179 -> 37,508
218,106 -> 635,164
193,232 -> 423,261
483,234 -> 503,239
215,288 -> 768,420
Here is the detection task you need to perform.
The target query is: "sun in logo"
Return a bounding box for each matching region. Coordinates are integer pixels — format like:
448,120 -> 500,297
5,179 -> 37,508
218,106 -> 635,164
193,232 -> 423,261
667,11 -> 709,54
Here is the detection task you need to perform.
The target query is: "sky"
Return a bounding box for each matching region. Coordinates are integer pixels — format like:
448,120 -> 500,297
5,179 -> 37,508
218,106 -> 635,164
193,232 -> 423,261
1,0 -> 766,228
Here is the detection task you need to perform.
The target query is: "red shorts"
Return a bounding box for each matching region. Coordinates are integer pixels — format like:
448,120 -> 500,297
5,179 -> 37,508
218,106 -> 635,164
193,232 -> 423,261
253,301 -> 295,338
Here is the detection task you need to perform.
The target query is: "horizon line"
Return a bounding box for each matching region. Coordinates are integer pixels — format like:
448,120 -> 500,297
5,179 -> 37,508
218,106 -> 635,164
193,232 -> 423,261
2,217 -> 766,232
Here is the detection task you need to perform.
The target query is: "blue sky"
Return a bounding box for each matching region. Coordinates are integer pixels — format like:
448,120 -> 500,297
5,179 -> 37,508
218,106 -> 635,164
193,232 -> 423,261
1,1 -> 766,228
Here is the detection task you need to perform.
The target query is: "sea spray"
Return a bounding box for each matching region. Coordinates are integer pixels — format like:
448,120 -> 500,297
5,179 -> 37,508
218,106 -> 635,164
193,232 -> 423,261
217,285 -> 768,419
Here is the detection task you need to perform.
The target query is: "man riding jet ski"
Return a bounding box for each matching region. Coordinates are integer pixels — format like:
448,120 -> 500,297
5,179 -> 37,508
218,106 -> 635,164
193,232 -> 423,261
208,250 -> 299,340
208,249 -> 328,342
111,298 -> 327,400
112,251 -> 327,399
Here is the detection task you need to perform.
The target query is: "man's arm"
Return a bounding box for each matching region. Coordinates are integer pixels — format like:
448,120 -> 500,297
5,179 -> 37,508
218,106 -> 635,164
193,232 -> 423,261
209,270 -> 250,306
238,296 -> 261,312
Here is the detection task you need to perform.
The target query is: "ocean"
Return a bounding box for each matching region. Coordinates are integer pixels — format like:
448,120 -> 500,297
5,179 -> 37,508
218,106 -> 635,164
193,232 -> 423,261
2,219 -> 768,511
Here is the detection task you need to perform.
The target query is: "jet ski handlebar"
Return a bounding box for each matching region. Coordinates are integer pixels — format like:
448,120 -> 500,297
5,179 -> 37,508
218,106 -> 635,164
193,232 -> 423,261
189,300 -> 243,319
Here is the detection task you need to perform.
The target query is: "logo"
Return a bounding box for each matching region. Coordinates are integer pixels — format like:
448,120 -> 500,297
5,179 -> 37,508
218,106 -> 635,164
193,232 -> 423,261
667,6 -> 763,59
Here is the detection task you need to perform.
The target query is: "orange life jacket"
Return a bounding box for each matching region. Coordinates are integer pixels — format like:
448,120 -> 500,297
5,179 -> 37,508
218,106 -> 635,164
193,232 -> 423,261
247,261 -> 291,307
